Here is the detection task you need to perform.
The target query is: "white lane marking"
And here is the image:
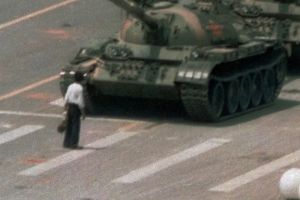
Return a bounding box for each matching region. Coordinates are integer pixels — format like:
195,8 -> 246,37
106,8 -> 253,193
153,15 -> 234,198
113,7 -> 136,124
210,149 -> 300,192
0,0 -> 79,31
19,149 -> 93,176
0,110 -> 62,118
85,131 -> 140,148
0,110 -> 142,123
0,123 -> 13,129
0,125 -> 44,145
0,75 -> 59,101
50,98 -> 64,107
19,131 -> 140,176
113,138 -> 231,184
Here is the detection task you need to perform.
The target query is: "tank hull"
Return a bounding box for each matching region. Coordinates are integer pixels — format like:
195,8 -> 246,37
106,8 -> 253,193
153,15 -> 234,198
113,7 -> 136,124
60,41 -> 287,122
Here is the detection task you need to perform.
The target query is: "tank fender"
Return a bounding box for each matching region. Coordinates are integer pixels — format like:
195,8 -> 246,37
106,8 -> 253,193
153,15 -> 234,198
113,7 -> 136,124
175,60 -> 219,85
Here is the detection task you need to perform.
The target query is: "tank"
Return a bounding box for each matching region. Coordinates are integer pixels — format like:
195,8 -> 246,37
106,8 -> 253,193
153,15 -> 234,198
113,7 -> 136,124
233,0 -> 300,64
59,0 -> 288,122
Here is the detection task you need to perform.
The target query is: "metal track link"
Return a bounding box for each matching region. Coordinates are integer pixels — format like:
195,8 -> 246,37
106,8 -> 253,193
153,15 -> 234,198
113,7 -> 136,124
180,48 -> 287,122
180,84 -> 213,121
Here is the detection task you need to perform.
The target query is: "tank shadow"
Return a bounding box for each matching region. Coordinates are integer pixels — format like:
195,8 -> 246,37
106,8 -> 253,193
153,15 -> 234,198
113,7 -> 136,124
288,60 -> 300,73
212,98 -> 300,127
89,97 -> 187,122
87,96 -> 300,127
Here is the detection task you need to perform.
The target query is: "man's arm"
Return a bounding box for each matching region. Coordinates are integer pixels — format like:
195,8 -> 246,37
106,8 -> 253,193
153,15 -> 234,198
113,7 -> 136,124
64,86 -> 71,111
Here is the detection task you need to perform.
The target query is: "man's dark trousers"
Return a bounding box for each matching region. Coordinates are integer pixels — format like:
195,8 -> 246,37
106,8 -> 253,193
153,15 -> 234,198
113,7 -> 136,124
64,103 -> 81,147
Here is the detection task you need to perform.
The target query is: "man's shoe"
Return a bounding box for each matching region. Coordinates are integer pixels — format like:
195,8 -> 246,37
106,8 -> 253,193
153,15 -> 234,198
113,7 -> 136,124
64,145 -> 83,150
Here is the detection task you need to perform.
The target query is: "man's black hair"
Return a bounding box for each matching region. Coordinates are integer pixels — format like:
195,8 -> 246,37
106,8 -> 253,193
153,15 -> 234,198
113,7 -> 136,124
74,72 -> 84,82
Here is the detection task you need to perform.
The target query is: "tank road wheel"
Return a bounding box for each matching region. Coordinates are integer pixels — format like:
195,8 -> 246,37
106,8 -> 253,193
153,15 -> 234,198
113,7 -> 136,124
262,70 -> 276,104
225,80 -> 239,114
209,81 -> 225,120
239,75 -> 251,111
251,72 -> 263,107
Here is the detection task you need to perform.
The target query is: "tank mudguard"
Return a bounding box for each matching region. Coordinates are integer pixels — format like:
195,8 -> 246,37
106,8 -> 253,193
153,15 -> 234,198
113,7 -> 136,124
175,60 -> 219,85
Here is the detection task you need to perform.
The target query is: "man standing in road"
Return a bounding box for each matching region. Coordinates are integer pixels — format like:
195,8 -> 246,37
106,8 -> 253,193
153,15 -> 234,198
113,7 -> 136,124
63,71 -> 85,149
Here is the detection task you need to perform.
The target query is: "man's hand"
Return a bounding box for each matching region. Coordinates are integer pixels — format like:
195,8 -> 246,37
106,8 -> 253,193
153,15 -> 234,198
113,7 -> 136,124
64,103 -> 68,112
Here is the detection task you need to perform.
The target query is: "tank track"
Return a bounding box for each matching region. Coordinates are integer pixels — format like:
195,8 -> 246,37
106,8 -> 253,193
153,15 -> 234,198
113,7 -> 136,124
180,48 -> 287,122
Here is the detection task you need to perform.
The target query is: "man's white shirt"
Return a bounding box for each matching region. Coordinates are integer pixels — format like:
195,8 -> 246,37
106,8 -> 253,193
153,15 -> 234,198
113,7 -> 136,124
64,83 -> 84,109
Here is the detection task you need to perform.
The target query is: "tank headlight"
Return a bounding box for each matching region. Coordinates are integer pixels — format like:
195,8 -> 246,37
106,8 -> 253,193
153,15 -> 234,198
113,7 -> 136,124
185,70 -> 194,78
107,46 -> 133,59
202,72 -> 209,79
120,50 -> 128,57
112,48 -> 118,56
193,71 -> 202,79
178,70 -> 185,77
192,51 -> 200,59
108,47 -> 119,57
80,49 -> 87,56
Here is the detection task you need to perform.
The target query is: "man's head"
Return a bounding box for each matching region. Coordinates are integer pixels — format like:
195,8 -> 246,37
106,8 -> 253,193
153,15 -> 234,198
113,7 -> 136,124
74,72 -> 84,83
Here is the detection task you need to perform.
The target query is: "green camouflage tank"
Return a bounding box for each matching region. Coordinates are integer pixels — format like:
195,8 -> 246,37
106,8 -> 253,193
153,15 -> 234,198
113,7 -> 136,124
232,0 -> 300,64
59,0 -> 287,122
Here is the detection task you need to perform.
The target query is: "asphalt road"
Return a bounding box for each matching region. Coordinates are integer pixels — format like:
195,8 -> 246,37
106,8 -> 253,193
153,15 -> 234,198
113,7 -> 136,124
1,1 -> 300,200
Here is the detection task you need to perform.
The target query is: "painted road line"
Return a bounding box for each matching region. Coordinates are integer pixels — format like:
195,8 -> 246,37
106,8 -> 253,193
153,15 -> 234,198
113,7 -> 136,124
50,98 -> 64,107
0,75 -> 59,101
0,110 -> 143,123
85,131 -> 140,148
117,122 -> 141,132
0,110 -> 62,119
0,125 -> 44,145
0,123 -> 13,129
113,138 -> 231,184
210,149 -> 300,192
0,0 -> 79,31
19,131 -> 140,176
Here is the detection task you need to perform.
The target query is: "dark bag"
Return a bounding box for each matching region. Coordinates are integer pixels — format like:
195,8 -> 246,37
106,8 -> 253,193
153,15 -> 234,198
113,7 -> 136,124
57,104 -> 69,133
57,109 -> 68,133
57,119 -> 67,133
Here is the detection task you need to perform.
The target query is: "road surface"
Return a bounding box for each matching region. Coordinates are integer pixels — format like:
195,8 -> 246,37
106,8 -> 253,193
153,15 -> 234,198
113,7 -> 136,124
1,1 -> 300,199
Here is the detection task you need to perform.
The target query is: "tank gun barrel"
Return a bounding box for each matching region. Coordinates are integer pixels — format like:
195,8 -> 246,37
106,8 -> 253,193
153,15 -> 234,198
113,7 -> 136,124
109,0 -> 159,29
263,13 -> 300,21
240,1 -> 300,21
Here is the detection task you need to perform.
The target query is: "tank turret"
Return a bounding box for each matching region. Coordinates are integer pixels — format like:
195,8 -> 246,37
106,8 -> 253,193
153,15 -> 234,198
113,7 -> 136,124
109,0 -> 167,45
109,0 -> 159,30
112,0 -> 254,46
59,0 -> 288,122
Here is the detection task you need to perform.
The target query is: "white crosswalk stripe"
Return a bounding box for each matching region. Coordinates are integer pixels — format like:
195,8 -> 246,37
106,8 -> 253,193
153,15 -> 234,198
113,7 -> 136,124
113,138 -> 231,184
50,98 -> 64,107
0,125 -> 44,146
210,148 -> 300,192
19,131 -> 141,176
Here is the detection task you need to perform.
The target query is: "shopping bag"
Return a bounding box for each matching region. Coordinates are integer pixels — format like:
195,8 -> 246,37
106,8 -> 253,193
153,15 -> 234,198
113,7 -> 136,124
57,119 -> 67,133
